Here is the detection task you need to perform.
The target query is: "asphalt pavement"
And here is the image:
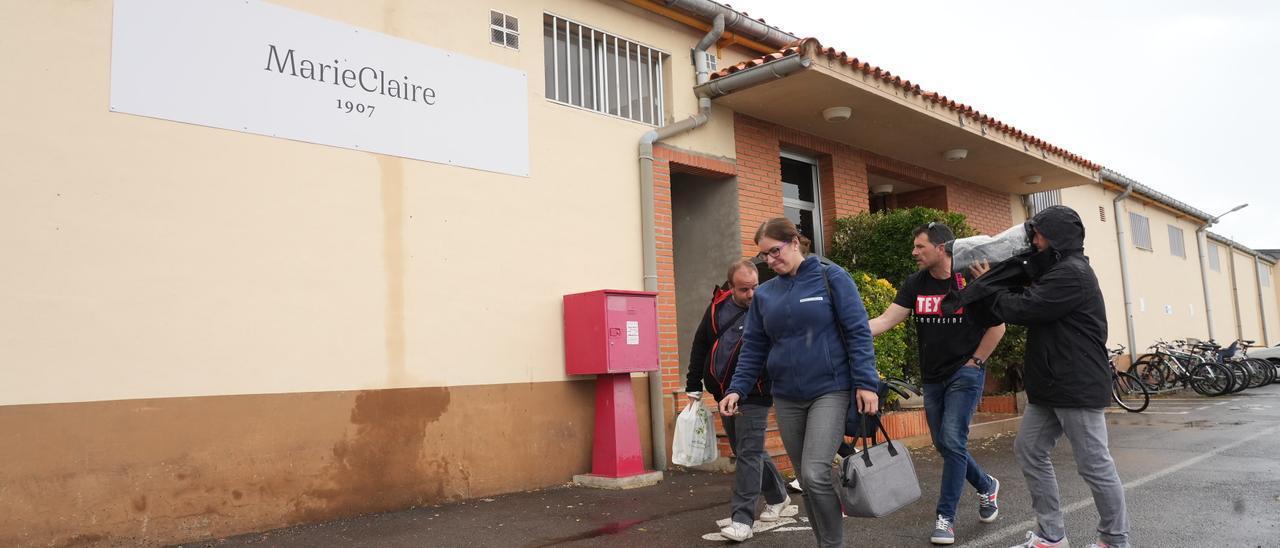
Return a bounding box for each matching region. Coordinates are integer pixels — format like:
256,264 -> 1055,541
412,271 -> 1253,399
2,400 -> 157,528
189,385 -> 1280,548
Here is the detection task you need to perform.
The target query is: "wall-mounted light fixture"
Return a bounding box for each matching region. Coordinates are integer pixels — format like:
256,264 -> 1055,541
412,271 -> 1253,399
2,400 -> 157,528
943,148 -> 968,161
822,106 -> 852,123
871,184 -> 894,196
1022,175 -> 1042,185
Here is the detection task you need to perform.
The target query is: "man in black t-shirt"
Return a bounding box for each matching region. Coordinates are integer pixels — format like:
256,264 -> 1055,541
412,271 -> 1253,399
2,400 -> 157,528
868,222 -> 1007,545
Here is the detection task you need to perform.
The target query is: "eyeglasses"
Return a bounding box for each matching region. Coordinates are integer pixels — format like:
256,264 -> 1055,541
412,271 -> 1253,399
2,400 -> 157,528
760,241 -> 790,260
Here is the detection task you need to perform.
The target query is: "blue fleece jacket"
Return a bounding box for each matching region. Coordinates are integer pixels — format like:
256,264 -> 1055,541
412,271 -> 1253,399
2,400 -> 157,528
727,256 -> 879,401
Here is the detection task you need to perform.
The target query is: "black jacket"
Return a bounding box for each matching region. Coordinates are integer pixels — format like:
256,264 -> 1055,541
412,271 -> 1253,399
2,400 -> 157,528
960,206 -> 1112,408
685,288 -> 772,405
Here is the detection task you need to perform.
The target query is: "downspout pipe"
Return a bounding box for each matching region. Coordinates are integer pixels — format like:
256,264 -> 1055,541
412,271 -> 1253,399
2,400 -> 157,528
1196,225 -> 1216,340
1100,169 -> 1139,363
1227,241 -> 1244,341
641,13 -> 724,472
1254,255 -> 1271,345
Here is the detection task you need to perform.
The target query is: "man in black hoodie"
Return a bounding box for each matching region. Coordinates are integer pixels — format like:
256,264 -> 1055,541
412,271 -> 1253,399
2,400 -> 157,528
962,206 -> 1129,548
685,259 -> 791,542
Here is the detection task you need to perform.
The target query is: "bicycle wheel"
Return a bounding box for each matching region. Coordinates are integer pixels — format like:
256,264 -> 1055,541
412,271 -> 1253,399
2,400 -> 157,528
1241,360 -> 1266,389
1247,358 -> 1276,386
1189,362 -> 1231,397
1112,371 -> 1150,412
1228,362 -> 1250,393
1131,359 -> 1161,390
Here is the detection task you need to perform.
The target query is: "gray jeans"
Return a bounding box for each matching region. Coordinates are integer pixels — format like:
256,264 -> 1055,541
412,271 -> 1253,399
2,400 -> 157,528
1015,403 -> 1130,547
774,391 -> 849,548
722,402 -> 788,525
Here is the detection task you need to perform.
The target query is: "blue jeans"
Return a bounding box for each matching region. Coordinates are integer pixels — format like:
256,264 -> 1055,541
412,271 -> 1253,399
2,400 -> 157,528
924,365 -> 994,520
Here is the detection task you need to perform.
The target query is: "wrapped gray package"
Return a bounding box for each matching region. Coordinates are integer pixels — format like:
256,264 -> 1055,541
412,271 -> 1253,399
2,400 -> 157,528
946,224 -> 1032,274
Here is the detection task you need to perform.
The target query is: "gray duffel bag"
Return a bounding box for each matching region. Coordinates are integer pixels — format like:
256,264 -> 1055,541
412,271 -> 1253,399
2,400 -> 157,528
839,415 -> 921,518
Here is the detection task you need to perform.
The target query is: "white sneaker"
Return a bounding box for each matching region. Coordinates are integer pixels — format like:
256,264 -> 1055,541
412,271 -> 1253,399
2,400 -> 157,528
720,521 -> 753,542
1010,530 -> 1070,548
759,495 -> 791,521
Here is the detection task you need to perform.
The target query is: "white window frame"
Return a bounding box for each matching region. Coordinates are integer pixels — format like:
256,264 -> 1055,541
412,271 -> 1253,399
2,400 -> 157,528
543,13 -> 666,126
1208,242 -> 1221,272
1260,262 -> 1272,287
1129,212 -> 1152,251
780,151 -> 823,256
1168,225 -> 1186,258
490,10 -> 519,50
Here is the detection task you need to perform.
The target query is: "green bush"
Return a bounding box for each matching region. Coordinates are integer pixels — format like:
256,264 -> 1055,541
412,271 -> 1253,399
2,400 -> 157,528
986,324 -> 1027,390
851,271 -> 908,383
828,207 -> 976,286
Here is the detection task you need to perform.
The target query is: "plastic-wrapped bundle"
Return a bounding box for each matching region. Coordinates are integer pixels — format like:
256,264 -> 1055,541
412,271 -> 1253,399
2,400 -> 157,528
945,223 -> 1033,275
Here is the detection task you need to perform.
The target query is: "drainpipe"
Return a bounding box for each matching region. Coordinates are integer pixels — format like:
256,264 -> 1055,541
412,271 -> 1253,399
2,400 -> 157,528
640,13 -> 724,472
1255,256 -> 1271,345
1227,242 -> 1244,341
1195,226 -> 1216,340
1100,169 -> 1139,362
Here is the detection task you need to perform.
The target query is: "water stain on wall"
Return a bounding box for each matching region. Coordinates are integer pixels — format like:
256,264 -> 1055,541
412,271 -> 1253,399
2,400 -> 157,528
291,387 -> 451,523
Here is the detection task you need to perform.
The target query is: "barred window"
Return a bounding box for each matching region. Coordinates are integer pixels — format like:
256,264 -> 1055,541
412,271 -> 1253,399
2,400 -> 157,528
1129,212 -> 1152,250
1027,189 -> 1061,216
543,14 -> 667,126
1208,243 -> 1221,272
1168,225 -> 1186,258
490,11 -> 519,49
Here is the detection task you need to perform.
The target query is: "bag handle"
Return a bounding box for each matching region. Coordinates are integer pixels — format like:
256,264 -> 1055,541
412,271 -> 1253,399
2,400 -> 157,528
856,412 -> 899,467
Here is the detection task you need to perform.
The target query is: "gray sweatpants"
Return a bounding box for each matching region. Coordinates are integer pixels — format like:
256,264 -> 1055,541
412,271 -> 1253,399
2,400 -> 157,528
1015,403 -> 1130,547
774,391 -> 848,548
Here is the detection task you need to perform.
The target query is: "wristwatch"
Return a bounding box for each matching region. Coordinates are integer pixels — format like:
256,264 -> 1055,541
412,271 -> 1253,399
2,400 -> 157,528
968,356 -> 986,368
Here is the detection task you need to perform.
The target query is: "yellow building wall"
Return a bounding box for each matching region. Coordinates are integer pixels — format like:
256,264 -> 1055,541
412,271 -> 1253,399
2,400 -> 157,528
1205,240 -> 1238,343
1059,185 -> 1130,349
0,0 -> 752,406
1231,249 -> 1265,343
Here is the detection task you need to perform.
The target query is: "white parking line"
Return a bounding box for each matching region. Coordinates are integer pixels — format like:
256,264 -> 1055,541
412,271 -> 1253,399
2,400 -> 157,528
959,423 -> 1280,547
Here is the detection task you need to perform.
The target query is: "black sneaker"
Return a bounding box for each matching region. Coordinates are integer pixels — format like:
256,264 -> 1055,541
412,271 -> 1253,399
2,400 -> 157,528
978,475 -> 1000,522
931,515 -> 956,545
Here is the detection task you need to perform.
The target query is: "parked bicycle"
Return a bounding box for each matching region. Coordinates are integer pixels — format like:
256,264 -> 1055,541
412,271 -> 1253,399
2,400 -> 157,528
1132,339 -> 1233,397
1109,345 -> 1149,412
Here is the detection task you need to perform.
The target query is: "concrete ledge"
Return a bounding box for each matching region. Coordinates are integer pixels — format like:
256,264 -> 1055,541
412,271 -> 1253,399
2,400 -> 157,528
898,413 -> 1022,450
572,471 -> 664,490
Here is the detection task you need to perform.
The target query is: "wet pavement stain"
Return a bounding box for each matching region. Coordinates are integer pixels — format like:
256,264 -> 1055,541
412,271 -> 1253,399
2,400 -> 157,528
526,500 -> 724,547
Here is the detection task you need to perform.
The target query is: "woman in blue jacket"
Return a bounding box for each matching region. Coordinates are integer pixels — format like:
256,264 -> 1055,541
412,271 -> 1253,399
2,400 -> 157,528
720,217 -> 880,547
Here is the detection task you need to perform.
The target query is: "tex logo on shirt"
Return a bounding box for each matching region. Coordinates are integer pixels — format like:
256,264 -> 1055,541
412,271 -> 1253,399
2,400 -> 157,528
915,295 -> 946,316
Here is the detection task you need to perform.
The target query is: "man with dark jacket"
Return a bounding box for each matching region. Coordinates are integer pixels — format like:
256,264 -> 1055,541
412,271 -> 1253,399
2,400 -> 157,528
963,206 -> 1129,548
686,259 -> 791,542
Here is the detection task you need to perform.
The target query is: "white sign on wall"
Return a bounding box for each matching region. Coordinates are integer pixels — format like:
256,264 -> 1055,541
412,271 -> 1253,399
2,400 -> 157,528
110,0 -> 529,177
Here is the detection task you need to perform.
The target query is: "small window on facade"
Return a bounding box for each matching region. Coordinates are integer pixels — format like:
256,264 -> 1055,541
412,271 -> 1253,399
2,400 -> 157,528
1260,262 -> 1272,287
1168,225 -> 1186,258
490,11 -> 519,49
1129,212 -> 1152,250
1099,206 -> 1106,222
543,14 -> 667,126
1027,189 -> 1061,216
1208,243 -> 1221,272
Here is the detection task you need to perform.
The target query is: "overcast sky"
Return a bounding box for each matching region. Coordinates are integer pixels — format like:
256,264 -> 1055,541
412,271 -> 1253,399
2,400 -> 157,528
721,0 -> 1279,249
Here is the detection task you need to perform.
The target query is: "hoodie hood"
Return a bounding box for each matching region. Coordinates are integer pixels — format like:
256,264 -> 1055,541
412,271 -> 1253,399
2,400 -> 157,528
1026,205 -> 1086,254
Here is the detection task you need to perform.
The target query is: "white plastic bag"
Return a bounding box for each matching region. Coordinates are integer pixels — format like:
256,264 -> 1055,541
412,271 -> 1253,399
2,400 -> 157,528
671,402 -> 718,467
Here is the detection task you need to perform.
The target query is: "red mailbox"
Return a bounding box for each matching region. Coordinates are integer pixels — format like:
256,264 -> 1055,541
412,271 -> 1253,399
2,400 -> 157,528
563,289 -> 661,485
563,289 -> 659,375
